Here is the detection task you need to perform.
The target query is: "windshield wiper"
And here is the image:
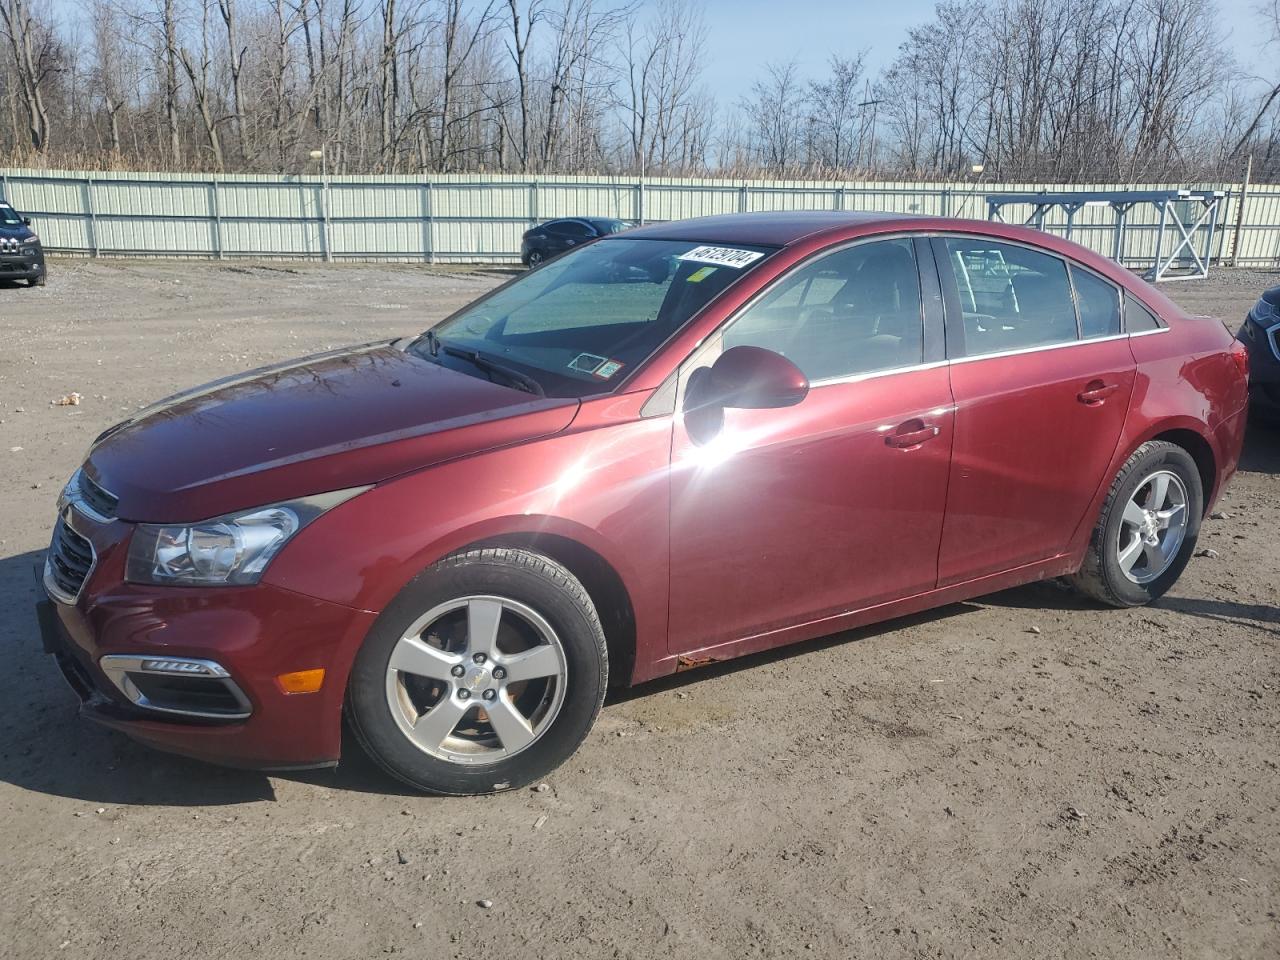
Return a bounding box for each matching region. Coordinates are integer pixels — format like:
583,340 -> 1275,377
441,345 -> 545,397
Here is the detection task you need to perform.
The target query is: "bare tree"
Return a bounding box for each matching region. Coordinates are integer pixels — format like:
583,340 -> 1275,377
0,0 -> 54,151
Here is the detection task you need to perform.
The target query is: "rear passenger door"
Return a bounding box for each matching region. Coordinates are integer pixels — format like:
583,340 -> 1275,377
933,236 -> 1136,584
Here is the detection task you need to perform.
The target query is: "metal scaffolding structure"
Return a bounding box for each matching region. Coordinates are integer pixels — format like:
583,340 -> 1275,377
985,188 -> 1226,282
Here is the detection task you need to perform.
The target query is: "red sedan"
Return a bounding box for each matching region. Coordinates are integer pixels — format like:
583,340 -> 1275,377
36,212 -> 1249,794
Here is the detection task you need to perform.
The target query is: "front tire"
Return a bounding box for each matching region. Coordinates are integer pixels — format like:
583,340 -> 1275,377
526,249 -> 545,268
347,547 -> 608,795
1070,440 -> 1203,607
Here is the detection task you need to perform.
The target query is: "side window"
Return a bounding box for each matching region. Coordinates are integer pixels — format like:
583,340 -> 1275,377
945,238 -> 1078,356
1124,296 -> 1163,333
722,239 -> 924,382
1071,266 -> 1121,338
551,220 -> 592,238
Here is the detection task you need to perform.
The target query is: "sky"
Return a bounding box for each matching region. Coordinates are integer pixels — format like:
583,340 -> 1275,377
695,0 -> 1272,104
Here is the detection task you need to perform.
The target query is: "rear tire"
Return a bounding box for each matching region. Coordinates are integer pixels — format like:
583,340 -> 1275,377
527,249 -> 545,268
346,547 -> 608,795
1070,441 -> 1203,607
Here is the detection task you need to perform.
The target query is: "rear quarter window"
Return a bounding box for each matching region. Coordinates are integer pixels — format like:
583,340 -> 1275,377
1125,296 -> 1164,333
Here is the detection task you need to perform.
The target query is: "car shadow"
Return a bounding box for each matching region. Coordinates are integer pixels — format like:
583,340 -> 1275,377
0,543 -> 990,801
0,548 -> 279,805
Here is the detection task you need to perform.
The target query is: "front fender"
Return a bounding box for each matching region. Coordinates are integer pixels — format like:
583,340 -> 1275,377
262,400 -> 674,688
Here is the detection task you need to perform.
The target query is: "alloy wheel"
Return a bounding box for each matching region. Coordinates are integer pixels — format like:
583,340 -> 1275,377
384,595 -> 568,765
1116,469 -> 1189,584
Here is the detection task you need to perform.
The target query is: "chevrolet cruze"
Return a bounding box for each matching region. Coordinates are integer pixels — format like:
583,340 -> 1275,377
35,212 -> 1250,794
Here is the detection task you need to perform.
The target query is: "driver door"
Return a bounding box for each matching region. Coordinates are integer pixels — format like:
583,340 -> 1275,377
666,238 -> 955,653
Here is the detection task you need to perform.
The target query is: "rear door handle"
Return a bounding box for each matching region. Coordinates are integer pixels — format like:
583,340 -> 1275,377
1077,380 -> 1119,405
885,421 -> 941,449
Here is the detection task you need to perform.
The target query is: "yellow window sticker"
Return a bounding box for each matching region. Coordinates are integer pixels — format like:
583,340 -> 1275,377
686,266 -> 717,283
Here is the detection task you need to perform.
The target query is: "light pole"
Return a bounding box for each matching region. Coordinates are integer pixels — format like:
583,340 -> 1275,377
309,147 -> 332,262
960,162 -> 985,219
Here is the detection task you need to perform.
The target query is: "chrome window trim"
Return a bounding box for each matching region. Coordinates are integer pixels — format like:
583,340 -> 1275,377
98,655 -> 253,720
666,229 -> 1175,410
947,332 -> 1129,366
809,358 -> 950,388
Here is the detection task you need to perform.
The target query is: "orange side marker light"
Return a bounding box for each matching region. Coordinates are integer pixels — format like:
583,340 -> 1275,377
275,668 -> 326,695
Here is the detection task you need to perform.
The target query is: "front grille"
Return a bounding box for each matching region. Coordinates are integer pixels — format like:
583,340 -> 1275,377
77,471 -> 119,519
46,518 -> 94,602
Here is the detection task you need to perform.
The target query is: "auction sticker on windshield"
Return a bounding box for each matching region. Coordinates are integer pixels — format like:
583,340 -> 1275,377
677,246 -> 765,269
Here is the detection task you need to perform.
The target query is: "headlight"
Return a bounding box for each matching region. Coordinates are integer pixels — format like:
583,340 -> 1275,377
21,235 -> 38,245
125,487 -> 368,586
1251,295 -> 1280,326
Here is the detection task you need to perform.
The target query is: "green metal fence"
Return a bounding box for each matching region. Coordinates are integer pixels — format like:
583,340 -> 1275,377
1,168 -> 1275,268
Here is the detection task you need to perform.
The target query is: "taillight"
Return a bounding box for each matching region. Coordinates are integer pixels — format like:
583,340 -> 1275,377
1230,338 -> 1250,381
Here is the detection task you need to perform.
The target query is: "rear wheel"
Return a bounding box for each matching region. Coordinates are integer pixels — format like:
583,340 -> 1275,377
346,547 -> 607,795
1071,441 -> 1203,607
526,249 -> 545,268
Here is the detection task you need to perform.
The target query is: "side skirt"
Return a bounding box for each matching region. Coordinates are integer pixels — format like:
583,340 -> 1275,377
636,553 -> 1078,683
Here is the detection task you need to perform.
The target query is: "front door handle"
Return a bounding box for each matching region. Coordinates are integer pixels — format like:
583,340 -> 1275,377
1077,380 -> 1119,405
885,420 -> 941,449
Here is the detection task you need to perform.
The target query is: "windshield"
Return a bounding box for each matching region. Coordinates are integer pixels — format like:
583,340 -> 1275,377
414,237 -> 775,397
0,204 -> 21,225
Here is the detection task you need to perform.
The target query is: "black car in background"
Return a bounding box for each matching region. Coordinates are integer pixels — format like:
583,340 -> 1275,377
519,217 -> 628,267
0,200 -> 46,286
1241,287 -> 1280,419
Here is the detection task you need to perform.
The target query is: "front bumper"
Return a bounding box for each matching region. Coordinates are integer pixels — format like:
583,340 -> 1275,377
0,246 -> 45,281
35,531 -> 377,769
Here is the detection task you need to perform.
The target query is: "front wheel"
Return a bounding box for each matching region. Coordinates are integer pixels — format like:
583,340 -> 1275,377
526,249 -> 545,268
346,547 -> 608,795
1070,440 -> 1203,607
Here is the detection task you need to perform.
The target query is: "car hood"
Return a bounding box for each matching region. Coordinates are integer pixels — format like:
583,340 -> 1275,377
0,224 -> 34,241
85,342 -> 580,522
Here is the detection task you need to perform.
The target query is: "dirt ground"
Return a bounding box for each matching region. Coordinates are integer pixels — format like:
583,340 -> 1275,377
1,259 -> 1277,960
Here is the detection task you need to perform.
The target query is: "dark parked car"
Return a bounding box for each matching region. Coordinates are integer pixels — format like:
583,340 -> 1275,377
0,199 -> 46,286
520,217 -> 628,266
1240,286 -> 1280,417
36,212 -> 1249,795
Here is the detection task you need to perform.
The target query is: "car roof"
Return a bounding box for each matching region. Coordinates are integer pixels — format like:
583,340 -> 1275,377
618,210 -> 1172,307
623,211 -> 919,247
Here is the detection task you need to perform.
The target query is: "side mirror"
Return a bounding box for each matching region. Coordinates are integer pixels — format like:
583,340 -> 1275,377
683,345 -> 809,441
22,217 -> 30,226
